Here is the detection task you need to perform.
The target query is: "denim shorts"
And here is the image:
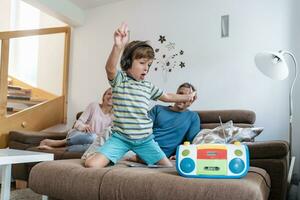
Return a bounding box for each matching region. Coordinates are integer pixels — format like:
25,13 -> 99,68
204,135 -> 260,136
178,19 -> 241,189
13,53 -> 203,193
97,132 -> 166,164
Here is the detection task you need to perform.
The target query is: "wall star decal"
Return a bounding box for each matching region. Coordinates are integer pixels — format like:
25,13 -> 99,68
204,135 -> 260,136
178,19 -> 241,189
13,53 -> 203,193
152,35 -> 186,73
158,35 -> 166,44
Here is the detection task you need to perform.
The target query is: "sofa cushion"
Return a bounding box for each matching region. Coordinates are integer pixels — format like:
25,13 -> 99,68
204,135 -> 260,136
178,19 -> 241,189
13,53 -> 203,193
29,159 -> 111,200
101,164 -> 270,200
198,110 -> 256,124
9,130 -> 67,145
29,159 -> 270,200
27,147 -> 82,160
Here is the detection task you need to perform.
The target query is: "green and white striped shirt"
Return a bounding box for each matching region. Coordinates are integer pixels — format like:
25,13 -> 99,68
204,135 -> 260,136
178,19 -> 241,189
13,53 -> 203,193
109,70 -> 163,139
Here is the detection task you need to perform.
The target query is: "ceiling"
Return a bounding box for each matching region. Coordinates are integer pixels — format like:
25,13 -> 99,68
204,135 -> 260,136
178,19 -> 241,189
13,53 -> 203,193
69,0 -> 124,9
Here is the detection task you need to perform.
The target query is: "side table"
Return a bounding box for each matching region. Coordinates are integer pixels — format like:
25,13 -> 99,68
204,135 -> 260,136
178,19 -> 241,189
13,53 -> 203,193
0,149 -> 53,200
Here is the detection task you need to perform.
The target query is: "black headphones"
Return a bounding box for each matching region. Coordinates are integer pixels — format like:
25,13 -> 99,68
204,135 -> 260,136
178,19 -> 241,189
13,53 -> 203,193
120,41 -> 153,70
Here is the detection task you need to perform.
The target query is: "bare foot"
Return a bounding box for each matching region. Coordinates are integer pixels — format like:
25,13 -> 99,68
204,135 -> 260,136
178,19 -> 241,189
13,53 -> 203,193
125,155 -> 145,164
39,139 -> 55,146
169,155 -> 176,160
37,145 -> 54,150
39,139 -> 47,146
39,139 -> 66,147
125,155 -> 137,162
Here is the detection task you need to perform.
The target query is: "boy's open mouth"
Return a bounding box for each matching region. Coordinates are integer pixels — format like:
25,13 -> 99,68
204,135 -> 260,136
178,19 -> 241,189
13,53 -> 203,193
140,73 -> 147,79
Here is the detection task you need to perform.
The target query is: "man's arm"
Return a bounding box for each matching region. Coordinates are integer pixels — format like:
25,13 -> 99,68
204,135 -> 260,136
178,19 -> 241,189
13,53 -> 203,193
105,23 -> 129,81
186,113 -> 201,141
158,92 -> 196,103
148,105 -> 158,121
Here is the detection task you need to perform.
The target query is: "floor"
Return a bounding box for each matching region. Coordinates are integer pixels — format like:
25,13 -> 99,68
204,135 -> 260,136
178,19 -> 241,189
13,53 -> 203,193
0,182 -> 41,200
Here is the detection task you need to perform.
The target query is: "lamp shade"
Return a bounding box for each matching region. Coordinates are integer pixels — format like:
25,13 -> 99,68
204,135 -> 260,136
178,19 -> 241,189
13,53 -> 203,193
254,51 -> 289,80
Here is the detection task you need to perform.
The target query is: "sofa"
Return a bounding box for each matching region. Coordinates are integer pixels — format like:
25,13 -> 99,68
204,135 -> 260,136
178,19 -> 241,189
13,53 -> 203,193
8,110 -> 289,200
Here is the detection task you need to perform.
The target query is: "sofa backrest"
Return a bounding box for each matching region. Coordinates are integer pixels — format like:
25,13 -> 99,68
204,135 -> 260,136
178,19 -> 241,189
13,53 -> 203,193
196,110 -> 256,129
76,109 -> 256,130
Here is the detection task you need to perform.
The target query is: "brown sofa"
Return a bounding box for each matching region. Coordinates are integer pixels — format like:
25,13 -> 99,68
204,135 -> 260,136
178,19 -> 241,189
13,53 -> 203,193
8,110 -> 289,200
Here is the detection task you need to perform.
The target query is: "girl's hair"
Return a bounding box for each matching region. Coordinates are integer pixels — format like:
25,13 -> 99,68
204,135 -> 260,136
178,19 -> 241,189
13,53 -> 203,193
120,41 -> 154,71
102,88 -> 112,102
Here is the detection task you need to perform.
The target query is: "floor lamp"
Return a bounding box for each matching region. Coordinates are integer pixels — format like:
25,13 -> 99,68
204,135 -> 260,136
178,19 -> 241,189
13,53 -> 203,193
255,50 -> 298,184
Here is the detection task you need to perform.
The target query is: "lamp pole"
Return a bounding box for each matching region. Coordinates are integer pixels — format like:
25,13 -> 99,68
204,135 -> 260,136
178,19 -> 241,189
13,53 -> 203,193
282,51 -> 298,184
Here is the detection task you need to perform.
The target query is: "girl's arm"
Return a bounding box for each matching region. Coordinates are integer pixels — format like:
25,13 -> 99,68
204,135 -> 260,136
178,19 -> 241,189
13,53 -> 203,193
74,103 -> 94,131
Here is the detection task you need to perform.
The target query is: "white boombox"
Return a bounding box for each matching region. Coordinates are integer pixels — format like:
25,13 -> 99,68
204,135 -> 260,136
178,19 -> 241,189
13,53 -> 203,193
176,142 -> 249,178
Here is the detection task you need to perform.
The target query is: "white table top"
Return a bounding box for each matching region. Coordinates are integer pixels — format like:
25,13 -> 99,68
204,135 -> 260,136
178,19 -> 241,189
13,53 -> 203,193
0,149 -> 54,165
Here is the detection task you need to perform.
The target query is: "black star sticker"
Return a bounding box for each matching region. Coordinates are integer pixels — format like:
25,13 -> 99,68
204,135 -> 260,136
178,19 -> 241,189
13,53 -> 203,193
166,61 -> 170,66
179,50 -> 184,55
155,67 -> 158,71
158,35 -> 166,44
179,62 -> 185,68
162,54 -> 166,58
155,48 -> 159,53
168,69 -> 172,72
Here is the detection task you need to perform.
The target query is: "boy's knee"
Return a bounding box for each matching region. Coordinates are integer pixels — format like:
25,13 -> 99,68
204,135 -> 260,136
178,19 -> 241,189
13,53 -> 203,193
84,153 -> 110,168
85,159 -> 100,168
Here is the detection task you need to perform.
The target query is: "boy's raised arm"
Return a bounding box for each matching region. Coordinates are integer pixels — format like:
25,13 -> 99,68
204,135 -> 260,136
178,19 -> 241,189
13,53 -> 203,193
105,23 -> 129,81
159,92 -> 196,103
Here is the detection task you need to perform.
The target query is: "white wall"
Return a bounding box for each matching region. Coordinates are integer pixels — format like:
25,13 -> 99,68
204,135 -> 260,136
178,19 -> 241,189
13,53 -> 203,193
22,0 -> 85,26
0,0 -> 11,61
36,12 -> 66,95
6,0 -> 66,95
290,0 -> 300,176
0,0 -> 11,31
69,0 -> 298,171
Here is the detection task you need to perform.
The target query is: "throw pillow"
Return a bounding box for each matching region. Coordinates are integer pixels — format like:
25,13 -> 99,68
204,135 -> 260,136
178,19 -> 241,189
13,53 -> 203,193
81,127 -> 112,160
192,121 -> 263,144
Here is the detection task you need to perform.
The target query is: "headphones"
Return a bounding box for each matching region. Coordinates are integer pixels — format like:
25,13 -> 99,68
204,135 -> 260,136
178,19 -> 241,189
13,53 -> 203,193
120,41 -> 153,70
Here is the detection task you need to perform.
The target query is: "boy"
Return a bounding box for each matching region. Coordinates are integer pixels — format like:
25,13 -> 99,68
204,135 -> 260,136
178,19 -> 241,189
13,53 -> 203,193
127,82 -> 200,162
85,23 -> 195,168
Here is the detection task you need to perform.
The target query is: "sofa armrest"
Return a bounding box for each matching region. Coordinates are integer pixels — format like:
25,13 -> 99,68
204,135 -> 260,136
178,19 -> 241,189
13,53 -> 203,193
246,140 -> 289,159
246,140 -> 289,200
8,130 -> 68,146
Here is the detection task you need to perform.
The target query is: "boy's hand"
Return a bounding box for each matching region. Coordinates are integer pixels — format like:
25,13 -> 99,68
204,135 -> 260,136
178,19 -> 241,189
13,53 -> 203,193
188,91 -> 197,102
114,22 -> 129,49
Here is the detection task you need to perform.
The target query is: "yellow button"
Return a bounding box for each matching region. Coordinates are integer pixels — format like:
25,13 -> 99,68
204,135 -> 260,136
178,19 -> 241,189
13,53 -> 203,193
234,141 -> 241,145
183,141 -> 190,146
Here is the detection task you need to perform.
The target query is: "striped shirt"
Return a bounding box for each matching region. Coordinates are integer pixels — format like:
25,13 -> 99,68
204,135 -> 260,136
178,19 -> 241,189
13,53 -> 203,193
109,70 -> 163,139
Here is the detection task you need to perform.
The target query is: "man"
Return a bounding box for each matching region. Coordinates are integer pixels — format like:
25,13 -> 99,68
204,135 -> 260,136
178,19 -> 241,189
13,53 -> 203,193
150,82 -> 200,158
128,82 -> 200,162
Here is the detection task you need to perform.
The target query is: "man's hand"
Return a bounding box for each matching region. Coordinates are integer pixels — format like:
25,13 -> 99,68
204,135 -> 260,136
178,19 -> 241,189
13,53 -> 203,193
114,22 -> 129,49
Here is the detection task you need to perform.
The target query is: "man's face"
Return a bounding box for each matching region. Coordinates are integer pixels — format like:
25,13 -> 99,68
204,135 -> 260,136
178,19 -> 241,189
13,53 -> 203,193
127,58 -> 152,81
174,87 -> 195,111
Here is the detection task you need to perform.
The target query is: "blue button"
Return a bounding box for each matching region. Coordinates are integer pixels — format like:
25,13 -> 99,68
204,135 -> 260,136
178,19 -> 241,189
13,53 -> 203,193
229,158 -> 245,174
180,158 -> 195,173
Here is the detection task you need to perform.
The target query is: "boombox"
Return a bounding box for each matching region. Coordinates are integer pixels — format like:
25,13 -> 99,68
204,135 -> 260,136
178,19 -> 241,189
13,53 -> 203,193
176,142 -> 249,178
